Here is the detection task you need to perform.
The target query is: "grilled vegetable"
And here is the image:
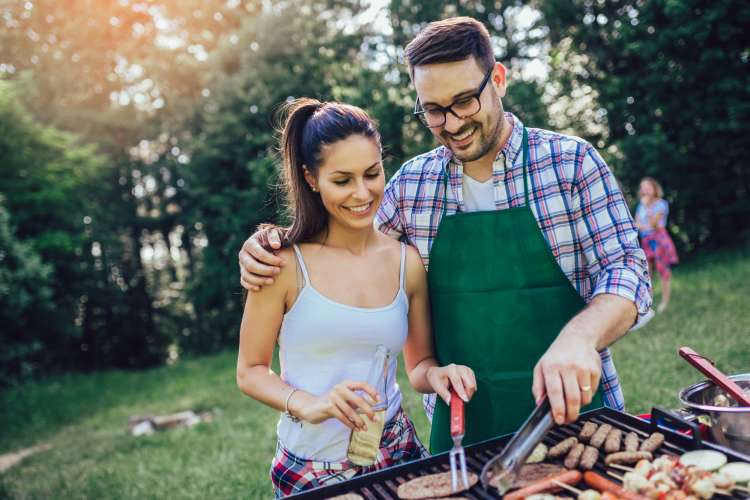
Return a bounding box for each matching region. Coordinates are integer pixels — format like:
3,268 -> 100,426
719,462 -> 750,483
527,443 -> 549,464
679,450 -> 728,472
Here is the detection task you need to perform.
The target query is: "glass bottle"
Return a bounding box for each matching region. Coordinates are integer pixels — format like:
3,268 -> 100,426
347,345 -> 389,466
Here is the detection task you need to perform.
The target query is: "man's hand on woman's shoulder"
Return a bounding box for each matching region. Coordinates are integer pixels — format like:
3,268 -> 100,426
239,224 -> 288,291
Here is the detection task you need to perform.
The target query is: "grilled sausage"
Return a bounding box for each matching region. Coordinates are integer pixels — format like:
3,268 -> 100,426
579,422 -> 598,442
589,424 -> 612,449
548,436 -> 578,458
564,443 -> 586,469
604,451 -> 653,465
638,432 -> 664,452
603,428 -> 622,454
580,445 -> 599,470
503,470 -> 583,500
624,431 -> 639,452
583,471 -> 648,500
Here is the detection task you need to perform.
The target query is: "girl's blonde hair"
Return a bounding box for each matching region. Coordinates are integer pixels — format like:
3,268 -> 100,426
640,176 -> 664,198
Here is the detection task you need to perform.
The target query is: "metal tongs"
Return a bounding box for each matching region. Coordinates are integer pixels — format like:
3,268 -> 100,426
480,397 -> 554,494
449,387 -> 470,492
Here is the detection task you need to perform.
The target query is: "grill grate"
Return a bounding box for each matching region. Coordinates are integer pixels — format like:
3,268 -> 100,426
288,408 -> 750,499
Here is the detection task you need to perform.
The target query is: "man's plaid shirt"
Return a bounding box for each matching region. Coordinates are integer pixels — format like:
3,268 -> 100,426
375,113 -> 653,418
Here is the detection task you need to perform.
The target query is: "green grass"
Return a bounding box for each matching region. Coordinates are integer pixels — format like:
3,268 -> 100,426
1,249 -> 748,499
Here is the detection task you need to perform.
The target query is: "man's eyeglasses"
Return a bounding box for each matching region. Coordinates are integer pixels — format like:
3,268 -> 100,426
413,68 -> 493,128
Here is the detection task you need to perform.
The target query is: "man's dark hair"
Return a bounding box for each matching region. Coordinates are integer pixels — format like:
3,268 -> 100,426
404,17 -> 495,77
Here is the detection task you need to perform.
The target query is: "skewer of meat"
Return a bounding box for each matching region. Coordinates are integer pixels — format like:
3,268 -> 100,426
548,436 -> 578,458
638,432 -> 664,453
580,446 -> 599,470
603,429 -> 622,454
624,432 -> 639,452
579,422 -> 598,442
565,443 -> 586,469
589,424 -> 612,449
604,451 -> 653,466
503,470 -> 582,500
583,471 -> 648,500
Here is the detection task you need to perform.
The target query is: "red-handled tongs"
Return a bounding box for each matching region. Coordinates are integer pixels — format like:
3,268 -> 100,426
449,387 -> 470,492
679,346 -> 750,406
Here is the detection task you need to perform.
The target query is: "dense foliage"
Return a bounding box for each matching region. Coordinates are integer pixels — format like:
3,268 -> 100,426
0,0 -> 747,383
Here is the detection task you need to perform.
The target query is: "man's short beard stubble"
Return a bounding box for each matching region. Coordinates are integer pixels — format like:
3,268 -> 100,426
442,97 -> 505,163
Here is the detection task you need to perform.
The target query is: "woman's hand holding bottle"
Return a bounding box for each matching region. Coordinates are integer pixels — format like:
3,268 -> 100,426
289,381 -> 380,431
427,364 -> 477,406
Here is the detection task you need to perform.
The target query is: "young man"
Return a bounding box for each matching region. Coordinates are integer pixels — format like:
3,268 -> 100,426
239,17 -> 652,453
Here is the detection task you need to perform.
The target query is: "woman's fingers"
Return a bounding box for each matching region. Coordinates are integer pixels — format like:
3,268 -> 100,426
328,402 -> 359,431
329,392 -> 366,431
446,366 -> 469,403
459,366 -> 477,399
532,361 -> 546,405
345,381 -> 380,406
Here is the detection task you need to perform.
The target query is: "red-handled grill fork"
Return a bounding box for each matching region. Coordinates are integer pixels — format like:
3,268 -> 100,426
449,387 -> 470,492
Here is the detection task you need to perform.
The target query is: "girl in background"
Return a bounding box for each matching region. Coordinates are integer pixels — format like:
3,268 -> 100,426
236,98 -> 476,497
635,177 -> 678,313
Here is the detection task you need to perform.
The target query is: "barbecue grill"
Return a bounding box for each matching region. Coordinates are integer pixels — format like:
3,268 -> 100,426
287,407 -> 750,499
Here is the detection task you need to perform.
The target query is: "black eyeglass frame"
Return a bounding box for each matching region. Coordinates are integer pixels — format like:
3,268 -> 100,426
412,67 -> 494,128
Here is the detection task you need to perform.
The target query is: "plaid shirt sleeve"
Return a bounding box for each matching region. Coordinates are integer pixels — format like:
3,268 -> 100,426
375,171 -> 405,240
573,144 -> 653,327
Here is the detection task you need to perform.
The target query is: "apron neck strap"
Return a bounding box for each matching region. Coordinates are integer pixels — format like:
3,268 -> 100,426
441,126 -> 531,208
521,127 -> 530,207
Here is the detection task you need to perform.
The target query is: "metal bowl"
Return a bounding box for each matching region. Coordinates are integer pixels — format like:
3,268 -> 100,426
679,373 -> 750,455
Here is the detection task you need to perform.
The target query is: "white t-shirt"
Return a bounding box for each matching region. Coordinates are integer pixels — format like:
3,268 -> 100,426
462,174 -> 495,211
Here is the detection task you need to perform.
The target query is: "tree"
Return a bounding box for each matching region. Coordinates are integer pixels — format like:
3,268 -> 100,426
540,0 -> 750,251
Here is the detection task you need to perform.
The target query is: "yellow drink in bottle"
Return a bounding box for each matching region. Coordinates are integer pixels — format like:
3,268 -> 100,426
346,345 -> 389,465
347,409 -> 386,465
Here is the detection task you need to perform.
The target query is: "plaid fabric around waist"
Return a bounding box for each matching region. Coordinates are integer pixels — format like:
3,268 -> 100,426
270,407 -> 427,498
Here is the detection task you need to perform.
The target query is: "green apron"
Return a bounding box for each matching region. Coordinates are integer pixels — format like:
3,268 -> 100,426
428,128 -> 603,454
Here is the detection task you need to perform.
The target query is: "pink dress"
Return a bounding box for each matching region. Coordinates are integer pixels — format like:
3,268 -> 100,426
636,199 -> 678,279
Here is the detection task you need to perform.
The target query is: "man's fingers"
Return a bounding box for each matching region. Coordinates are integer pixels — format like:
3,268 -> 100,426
577,369 -> 594,407
268,229 -> 283,249
532,362 -> 545,404
562,369 -> 581,423
543,367 -> 566,425
246,238 -> 285,268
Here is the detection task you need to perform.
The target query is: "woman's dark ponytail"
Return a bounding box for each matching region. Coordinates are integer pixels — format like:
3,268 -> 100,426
277,98 -> 380,244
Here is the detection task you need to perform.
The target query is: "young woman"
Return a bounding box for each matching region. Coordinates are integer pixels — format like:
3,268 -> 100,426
236,98 -> 476,498
635,177 -> 678,313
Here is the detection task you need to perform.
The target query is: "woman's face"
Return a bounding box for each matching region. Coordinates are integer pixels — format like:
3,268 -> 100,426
639,180 -> 655,199
306,134 -> 384,232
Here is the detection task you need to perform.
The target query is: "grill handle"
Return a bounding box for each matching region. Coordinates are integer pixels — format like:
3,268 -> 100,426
651,406 -> 702,448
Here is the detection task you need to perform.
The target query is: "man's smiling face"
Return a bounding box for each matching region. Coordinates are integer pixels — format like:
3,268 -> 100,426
413,57 -> 507,164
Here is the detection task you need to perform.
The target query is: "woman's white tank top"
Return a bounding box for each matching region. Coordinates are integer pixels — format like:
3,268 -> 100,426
276,243 -> 409,461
